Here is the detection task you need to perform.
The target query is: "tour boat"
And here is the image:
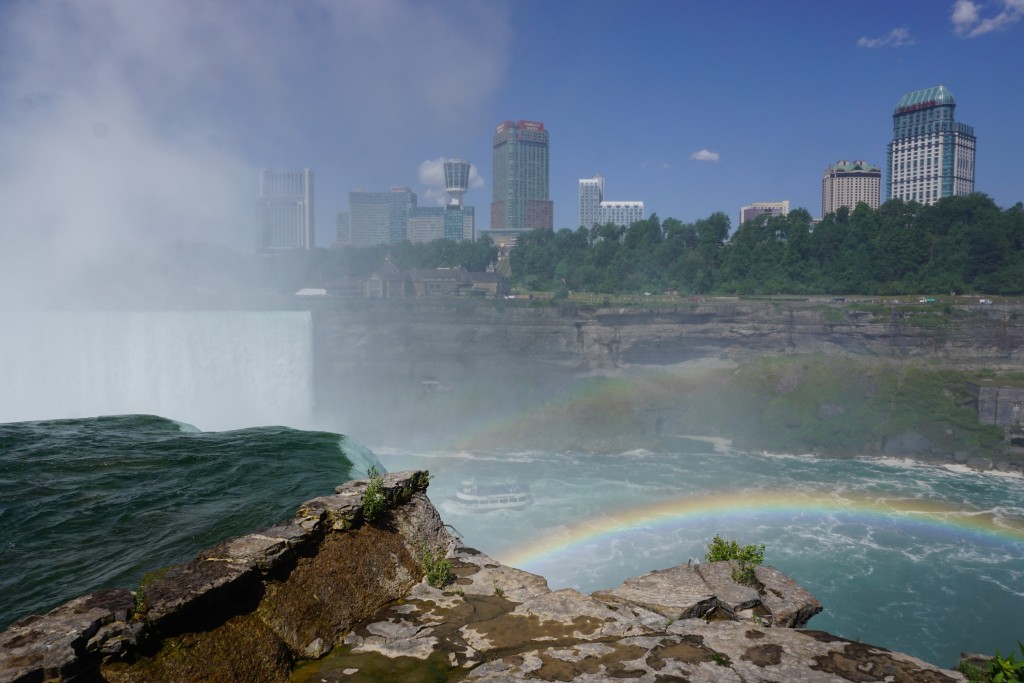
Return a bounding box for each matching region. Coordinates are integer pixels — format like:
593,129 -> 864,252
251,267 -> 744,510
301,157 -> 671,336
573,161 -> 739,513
453,478 -> 532,512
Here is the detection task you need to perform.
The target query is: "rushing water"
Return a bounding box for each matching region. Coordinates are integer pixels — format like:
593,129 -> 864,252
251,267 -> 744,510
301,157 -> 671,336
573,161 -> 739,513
0,414 -> 380,630
378,443 -> 1024,668
1,307 -> 1020,668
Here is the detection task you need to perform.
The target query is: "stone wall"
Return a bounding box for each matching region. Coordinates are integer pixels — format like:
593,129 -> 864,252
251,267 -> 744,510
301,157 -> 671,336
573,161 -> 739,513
965,379 -> 1024,427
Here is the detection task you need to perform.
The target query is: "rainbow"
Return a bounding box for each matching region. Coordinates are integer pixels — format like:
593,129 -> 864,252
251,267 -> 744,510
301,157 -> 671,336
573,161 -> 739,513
444,364 -> 729,451
499,489 -> 1024,570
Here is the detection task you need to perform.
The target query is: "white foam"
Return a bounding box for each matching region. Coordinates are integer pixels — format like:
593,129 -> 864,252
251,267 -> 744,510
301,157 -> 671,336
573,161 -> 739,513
665,434 -> 733,451
979,575 -> 1024,598
759,450 -> 817,461
869,457 -> 923,469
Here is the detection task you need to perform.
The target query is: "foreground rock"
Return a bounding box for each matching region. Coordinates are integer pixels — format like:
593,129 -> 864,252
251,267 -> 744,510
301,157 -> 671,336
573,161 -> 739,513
1,470 -> 966,683
303,546 -> 961,682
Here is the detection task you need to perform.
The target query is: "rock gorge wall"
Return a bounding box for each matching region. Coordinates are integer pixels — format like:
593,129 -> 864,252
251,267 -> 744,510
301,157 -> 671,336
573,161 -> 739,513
309,299 -> 1024,447
311,300 -> 1024,378
0,471 -> 968,683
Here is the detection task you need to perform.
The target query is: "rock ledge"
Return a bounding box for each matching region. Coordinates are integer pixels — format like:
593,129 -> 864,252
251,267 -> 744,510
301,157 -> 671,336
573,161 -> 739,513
0,470 -> 965,683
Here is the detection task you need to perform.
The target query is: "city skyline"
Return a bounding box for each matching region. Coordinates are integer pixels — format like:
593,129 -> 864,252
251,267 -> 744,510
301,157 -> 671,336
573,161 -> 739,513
1,0 -> 1022,258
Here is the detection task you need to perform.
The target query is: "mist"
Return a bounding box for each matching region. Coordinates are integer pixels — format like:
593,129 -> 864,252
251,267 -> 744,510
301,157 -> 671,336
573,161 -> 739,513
0,0 -> 511,424
0,0 -> 511,310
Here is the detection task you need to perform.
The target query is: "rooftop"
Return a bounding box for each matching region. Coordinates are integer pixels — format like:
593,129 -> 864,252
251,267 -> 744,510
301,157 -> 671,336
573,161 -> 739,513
827,160 -> 880,173
893,85 -> 955,115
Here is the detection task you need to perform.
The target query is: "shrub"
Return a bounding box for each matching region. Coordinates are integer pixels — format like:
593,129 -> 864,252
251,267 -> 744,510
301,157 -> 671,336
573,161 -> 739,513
421,546 -> 453,589
134,567 -> 169,614
704,534 -> 765,586
958,643 -> 1024,682
362,466 -> 387,522
980,642 -> 1024,683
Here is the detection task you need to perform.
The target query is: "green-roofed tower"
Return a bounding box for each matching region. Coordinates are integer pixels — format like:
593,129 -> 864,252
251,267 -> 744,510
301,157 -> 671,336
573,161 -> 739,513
886,85 -> 975,205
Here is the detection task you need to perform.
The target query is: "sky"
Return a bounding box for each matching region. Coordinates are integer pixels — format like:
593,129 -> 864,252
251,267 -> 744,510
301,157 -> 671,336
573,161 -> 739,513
0,0 -> 1022,259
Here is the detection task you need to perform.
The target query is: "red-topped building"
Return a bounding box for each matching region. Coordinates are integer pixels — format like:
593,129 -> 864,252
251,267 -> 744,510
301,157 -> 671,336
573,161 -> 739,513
491,120 -> 553,231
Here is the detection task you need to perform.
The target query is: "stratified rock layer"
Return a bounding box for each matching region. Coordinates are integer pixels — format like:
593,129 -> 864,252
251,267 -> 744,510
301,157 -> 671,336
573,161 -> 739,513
1,470 -> 966,683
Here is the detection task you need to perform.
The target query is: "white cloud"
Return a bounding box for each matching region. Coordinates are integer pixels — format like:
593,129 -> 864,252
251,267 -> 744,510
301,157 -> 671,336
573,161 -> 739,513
418,157 -> 485,206
857,27 -> 915,48
952,0 -> 981,33
952,0 -> 1024,36
690,149 -> 721,163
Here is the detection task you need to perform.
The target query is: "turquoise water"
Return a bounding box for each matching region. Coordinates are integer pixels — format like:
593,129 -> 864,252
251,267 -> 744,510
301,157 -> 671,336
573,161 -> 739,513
378,445 -> 1024,668
3,413 -> 1021,669
0,414 -> 380,629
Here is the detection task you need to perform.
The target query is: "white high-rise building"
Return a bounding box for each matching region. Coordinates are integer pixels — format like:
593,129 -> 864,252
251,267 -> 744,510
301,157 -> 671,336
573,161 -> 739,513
822,160 -> 881,217
886,85 -> 975,205
578,175 -> 604,229
257,168 -> 314,251
578,174 -> 644,230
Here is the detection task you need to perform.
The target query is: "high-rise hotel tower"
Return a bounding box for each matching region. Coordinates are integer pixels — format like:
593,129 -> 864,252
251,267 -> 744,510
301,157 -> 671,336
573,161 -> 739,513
257,168 -> 315,251
822,160 -> 881,217
886,85 -> 975,205
491,120 -> 552,232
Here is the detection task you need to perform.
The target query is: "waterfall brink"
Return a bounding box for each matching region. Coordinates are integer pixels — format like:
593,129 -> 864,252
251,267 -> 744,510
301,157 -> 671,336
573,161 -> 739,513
0,311 -> 314,430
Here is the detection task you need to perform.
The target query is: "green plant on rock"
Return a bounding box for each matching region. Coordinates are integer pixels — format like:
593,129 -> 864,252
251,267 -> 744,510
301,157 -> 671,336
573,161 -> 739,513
974,642 -> 1024,683
362,466 -> 388,522
134,567 -> 169,614
704,534 -> 766,587
959,645 -> 1024,683
421,545 -> 453,589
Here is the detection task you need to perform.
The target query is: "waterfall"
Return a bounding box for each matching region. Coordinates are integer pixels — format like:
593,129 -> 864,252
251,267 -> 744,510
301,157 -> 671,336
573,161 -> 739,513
0,311 -> 314,430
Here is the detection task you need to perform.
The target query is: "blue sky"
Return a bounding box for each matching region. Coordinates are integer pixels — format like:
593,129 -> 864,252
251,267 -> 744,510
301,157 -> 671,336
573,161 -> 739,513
0,0 -> 1022,257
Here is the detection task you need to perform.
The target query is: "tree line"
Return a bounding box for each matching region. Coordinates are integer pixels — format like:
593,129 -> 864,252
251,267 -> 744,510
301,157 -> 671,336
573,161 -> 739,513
510,194 -> 1024,295
137,193 -> 1022,297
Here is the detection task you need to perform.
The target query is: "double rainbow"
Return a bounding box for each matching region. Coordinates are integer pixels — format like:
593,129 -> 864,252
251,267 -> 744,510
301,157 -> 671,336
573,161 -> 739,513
499,489 -> 1024,570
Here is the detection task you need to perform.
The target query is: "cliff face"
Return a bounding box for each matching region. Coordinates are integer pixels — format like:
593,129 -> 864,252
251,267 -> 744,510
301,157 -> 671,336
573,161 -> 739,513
310,300 -> 1024,451
312,300 -> 1024,377
0,471 -> 967,683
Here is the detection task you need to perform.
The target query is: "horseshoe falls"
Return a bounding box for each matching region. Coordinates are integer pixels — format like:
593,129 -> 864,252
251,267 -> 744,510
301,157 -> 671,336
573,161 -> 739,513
0,310 -> 314,431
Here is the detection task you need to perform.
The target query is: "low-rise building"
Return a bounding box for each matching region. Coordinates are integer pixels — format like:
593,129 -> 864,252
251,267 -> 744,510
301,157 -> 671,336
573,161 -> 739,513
365,260 -> 409,299
739,201 -> 789,226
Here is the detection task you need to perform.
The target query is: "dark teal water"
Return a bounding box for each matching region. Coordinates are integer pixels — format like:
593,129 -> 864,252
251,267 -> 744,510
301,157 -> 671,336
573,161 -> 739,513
0,414 -> 381,629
